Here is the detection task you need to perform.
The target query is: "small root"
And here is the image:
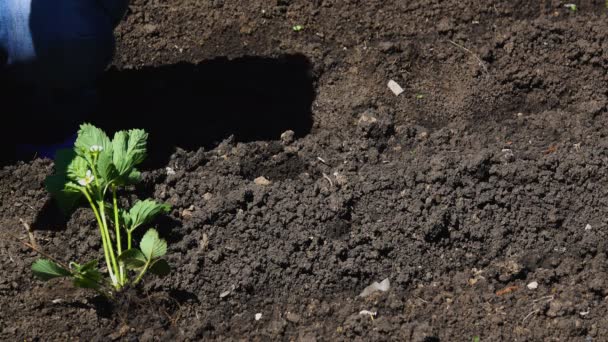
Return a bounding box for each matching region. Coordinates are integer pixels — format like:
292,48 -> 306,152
20,218 -> 38,250
322,173 -> 334,187
522,309 -> 541,323
447,39 -> 489,77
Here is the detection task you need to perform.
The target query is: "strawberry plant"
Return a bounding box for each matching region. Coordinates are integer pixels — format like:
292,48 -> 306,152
32,123 -> 171,295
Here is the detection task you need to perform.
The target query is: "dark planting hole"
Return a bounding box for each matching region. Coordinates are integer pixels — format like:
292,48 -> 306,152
1,54 -> 316,167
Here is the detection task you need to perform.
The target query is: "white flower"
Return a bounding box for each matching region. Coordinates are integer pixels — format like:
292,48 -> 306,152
78,170 -> 95,186
89,145 -> 104,153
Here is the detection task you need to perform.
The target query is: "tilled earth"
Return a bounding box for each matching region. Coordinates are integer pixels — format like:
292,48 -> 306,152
2,1 -> 608,341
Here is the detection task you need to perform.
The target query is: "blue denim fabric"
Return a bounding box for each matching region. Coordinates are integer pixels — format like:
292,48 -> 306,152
0,0 -> 35,66
0,0 -> 129,89
15,133 -> 78,160
0,0 -> 129,158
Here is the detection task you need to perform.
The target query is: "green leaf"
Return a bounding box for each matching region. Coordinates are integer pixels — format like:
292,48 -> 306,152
54,192 -> 82,214
67,155 -> 89,183
73,276 -> 101,289
46,182 -> 82,214
112,129 -> 148,176
78,259 -> 99,272
140,229 -> 167,260
149,259 -> 171,277
126,129 -> 148,166
44,149 -> 84,214
119,208 -> 132,229
45,149 -> 79,194
127,199 -> 171,232
45,174 -> 69,194
71,260 -> 102,289
97,148 -> 118,183
127,168 -> 141,184
53,148 -> 77,173
118,248 -> 147,269
74,123 -> 112,157
113,168 -> 141,187
32,259 -> 71,281
111,131 -> 128,172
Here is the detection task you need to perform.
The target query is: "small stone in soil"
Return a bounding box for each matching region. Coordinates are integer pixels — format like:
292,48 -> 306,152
255,313 -> 262,321
359,310 -> 377,319
358,113 -> 378,125
181,205 -> 195,219
280,130 -> 295,145
254,176 -> 272,185
359,278 -> 390,297
387,80 -> 405,96
527,281 -> 539,290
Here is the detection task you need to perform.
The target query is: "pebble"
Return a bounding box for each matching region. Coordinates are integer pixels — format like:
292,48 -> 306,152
254,176 -> 272,186
527,281 -> 539,290
358,113 -> 378,126
359,278 -> 390,297
359,310 -> 377,319
181,205 -> 195,219
387,80 -> 405,96
280,130 -> 295,145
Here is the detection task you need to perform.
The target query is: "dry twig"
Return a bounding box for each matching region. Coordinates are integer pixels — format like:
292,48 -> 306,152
447,40 -> 489,76
522,309 -> 540,323
322,173 -> 334,187
20,218 -> 38,250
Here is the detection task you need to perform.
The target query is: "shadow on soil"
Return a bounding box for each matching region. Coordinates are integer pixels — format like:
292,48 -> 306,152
96,53 -> 316,169
1,54 -> 316,168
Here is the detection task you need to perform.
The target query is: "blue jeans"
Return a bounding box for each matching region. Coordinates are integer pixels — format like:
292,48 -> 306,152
0,0 -> 129,155
0,0 -> 130,89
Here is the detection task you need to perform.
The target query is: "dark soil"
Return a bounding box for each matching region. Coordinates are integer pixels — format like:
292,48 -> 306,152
2,1 -> 608,341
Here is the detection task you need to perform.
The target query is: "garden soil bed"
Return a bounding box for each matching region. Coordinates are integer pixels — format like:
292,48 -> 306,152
3,0 -> 608,340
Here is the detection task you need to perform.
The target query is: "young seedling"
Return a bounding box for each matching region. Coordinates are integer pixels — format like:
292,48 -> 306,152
32,123 -> 171,295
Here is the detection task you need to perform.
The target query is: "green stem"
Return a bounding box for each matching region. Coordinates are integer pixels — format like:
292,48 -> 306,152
127,231 -> 133,250
112,185 -> 126,284
133,260 -> 150,285
127,224 -> 141,250
98,200 -> 120,287
81,189 -> 116,285
112,186 -> 122,254
87,152 -> 121,288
